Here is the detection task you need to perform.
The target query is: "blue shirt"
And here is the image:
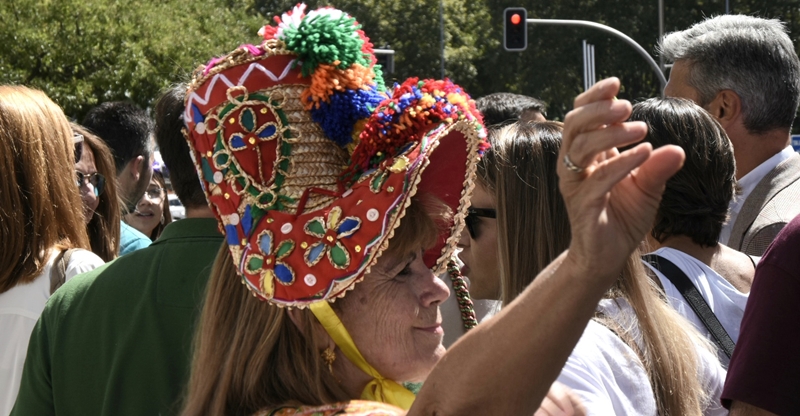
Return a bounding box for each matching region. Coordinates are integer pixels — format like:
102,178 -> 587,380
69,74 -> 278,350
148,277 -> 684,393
119,220 -> 151,255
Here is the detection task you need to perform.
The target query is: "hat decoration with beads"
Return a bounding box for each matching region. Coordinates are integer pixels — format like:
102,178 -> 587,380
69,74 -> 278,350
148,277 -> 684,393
183,3 -> 488,308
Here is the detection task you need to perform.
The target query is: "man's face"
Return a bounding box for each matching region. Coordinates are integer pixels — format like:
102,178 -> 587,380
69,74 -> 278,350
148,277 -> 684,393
664,60 -> 704,104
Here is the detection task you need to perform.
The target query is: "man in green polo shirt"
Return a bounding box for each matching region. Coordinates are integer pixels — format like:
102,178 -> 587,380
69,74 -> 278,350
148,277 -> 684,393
11,85 -> 223,416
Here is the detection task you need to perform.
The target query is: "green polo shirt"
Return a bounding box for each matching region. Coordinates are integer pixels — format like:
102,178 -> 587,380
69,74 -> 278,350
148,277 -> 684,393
11,218 -> 223,416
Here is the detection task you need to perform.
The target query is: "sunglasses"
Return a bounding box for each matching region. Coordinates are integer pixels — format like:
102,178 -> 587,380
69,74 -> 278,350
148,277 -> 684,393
465,207 -> 496,239
76,171 -> 106,197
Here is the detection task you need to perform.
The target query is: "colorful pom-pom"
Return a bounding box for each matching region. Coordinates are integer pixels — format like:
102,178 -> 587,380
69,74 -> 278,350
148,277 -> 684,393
341,78 -> 487,183
281,11 -> 371,77
309,87 -> 387,147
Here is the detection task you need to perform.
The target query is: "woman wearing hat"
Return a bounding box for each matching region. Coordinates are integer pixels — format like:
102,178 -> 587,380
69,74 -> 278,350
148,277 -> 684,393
180,5 -> 686,415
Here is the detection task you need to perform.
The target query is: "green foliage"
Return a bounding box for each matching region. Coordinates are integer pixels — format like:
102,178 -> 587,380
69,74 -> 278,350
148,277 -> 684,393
0,0 -> 262,119
3,0 -> 799,131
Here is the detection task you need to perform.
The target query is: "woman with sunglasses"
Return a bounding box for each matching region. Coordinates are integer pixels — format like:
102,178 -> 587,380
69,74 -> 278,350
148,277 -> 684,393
457,121 -> 726,415
73,124 -> 121,262
123,161 -> 172,241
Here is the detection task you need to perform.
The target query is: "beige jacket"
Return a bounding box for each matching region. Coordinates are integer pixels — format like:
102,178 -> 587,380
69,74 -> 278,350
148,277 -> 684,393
728,152 -> 800,256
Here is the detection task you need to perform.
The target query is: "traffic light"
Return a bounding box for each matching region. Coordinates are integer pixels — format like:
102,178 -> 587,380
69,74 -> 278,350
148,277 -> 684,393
503,7 -> 527,51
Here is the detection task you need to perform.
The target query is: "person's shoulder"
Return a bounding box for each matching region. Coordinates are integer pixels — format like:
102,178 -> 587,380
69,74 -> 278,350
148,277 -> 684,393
65,248 -> 105,279
571,319 -> 639,361
120,221 -> 151,254
50,245 -> 156,309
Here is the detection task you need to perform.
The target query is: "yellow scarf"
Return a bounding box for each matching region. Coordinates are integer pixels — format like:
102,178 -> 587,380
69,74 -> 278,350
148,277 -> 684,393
309,301 -> 416,410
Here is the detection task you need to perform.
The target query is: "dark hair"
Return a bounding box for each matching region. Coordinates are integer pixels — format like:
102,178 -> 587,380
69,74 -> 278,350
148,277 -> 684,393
475,93 -> 547,128
72,123 -> 121,262
660,15 -> 800,133
82,102 -> 153,173
154,84 -> 208,210
630,98 -> 736,247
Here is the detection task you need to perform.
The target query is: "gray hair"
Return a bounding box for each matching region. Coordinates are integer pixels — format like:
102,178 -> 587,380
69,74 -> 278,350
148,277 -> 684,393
659,15 -> 800,133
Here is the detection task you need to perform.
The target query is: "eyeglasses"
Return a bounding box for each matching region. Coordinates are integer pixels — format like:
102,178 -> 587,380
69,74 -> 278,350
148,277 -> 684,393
143,187 -> 165,204
465,207 -> 496,240
76,171 -> 106,197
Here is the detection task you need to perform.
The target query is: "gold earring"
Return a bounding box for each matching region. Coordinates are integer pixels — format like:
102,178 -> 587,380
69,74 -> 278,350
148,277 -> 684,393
321,347 -> 336,375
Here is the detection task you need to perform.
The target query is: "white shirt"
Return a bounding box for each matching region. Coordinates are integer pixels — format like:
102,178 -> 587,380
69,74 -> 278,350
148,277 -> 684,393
557,298 -> 727,416
440,273 -> 500,348
719,145 -> 796,244
0,249 -> 103,415
643,247 -> 750,366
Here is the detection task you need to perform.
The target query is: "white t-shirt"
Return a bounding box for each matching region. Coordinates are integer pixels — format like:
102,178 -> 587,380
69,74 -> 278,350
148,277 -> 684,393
440,272 -> 500,348
718,145 -> 796,245
0,248 -> 103,415
644,247 -> 749,363
557,298 -> 727,416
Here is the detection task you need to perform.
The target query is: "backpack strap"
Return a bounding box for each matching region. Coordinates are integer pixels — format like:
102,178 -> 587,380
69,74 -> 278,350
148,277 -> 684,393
642,254 -> 735,359
49,248 -> 77,295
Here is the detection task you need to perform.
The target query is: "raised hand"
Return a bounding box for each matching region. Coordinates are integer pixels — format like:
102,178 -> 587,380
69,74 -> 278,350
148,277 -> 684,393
534,382 -> 587,416
558,78 -> 685,281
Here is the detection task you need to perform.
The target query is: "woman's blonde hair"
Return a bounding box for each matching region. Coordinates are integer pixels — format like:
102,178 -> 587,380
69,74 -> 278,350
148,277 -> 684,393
0,86 -> 90,293
182,196 -> 445,415
478,121 -> 570,304
73,124 -> 121,262
484,121 -> 714,415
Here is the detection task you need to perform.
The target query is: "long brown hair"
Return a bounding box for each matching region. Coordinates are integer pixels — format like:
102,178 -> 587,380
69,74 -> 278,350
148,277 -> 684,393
0,86 -> 90,293
485,121 -> 713,415
182,197 -> 445,415
181,246 -> 349,416
73,124 -> 121,262
478,121 -> 570,303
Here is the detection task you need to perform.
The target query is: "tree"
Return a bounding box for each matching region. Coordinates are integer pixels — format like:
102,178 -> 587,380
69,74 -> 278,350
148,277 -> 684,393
0,0 -> 262,119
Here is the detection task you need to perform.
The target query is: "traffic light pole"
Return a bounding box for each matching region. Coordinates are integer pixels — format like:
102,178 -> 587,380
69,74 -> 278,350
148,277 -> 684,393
527,18 -> 667,95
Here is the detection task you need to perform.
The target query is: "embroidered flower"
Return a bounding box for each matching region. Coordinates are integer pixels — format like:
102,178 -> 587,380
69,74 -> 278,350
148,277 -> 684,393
304,206 -> 361,269
245,230 -> 296,297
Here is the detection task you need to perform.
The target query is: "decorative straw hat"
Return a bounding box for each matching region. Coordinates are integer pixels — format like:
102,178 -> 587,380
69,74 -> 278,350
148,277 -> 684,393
183,4 -> 488,308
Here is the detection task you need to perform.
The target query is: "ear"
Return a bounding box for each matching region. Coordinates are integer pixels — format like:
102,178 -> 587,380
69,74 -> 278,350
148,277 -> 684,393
705,90 -> 742,129
286,307 -> 334,350
128,155 -> 145,181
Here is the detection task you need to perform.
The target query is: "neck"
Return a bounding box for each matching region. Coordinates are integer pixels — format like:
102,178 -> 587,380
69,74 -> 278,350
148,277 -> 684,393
647,234 -> 718,268
185,206 -> 216,219
332,349 -> 373,400
728,127 -> 790,180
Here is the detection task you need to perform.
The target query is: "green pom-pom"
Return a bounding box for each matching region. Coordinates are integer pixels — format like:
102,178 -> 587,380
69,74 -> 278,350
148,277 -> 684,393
283,13 -> 371,76
372,64 -> 386,92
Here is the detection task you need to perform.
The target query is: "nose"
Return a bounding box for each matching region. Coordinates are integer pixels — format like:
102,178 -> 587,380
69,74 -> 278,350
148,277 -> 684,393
456,225 -> 470,248
415,265 -> 451,308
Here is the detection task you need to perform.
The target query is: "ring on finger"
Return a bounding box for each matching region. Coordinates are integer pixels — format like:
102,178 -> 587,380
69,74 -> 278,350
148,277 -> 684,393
563,154 -> 584,173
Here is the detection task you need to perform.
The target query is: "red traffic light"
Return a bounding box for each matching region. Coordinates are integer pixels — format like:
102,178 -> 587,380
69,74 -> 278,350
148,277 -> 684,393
503,7 -> 527,51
